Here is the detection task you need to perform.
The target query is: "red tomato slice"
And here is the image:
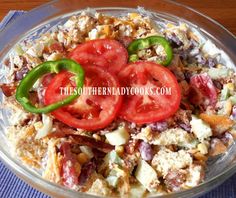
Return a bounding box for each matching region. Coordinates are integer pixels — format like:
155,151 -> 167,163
68,39 -> 128,73
118,61 -> 181,124
189,73 -> 217,107
60,142 -> 80,188
44,66 -> 122,131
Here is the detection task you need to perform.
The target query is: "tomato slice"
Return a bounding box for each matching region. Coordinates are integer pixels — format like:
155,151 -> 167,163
189,73 -> 217,107
44,66 -> 122,131
60,142 -> 80,188
68,39 -> 128,73
118,61 -> 181,124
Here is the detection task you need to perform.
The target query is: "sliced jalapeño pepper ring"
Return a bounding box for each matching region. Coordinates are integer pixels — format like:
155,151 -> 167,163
16,59 -> 84,114
127,36 -> 173,66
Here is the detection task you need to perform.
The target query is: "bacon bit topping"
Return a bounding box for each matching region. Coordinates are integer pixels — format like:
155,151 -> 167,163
0,83 -> 17,97
70,135 -> 114,153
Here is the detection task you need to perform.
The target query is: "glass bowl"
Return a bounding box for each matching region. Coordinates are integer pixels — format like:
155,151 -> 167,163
0,0 -> 236,197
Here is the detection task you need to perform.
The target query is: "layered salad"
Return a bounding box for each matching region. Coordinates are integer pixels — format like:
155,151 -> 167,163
1,10 -> 236,197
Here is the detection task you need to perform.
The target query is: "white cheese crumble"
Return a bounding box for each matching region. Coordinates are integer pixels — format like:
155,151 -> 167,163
88,29 -> 99,40
190,115 -> 212,142
185,165 -> 203,187
151,148 -> 193,177
13,55 -> 23,68
63,17 -> 77,31
150,128 -> 197,149
201,40 -> 220,58
57,31 -> 65,43
118,24 -> 133,37
46,52 -> 63,61
134,127 -> 198,149
26,43 -> 44,57
9,108 -> 30,126
35,114 -> 53,139
154,45 -> 166,57
77,15 -> 94,33
165,23 -> 190,49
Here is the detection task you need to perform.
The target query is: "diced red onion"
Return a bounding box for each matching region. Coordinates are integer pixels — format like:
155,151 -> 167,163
15,67 -> 29,81
149,121 -> 168,132
179,123 -> 191,132
139,141 -> 153,161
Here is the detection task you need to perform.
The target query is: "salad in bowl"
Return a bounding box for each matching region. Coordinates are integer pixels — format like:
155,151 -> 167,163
1,7 -> 236,198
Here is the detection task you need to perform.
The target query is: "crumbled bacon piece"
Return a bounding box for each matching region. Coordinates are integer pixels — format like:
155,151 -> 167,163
78,160 -> 96,185
70,135 -> 114,153
0,83 -> 17,97
173,109 -> 192,132
125,139 -> 140,154
49,42 -> 65,53
165,170 -> 187,192
60,142 -> 80,188
209,138 -> 227,156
